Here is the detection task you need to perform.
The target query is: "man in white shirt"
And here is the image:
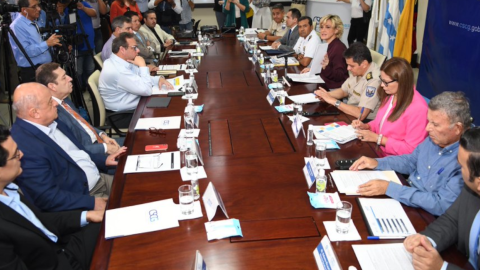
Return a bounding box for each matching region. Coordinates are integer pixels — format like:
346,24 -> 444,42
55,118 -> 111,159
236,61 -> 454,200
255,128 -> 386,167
337,0 -> 372,45
99,32 -> 173,112
101,16 -> 133,61
293,16 -> 321,67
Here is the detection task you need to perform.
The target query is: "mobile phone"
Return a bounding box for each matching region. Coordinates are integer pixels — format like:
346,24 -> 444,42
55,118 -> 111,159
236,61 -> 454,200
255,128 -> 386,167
145,144 -> 168,151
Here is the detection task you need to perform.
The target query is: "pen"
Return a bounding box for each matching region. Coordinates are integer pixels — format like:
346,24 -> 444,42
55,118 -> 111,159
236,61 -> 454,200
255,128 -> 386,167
136,156 -> 141,171
367,236 -> 406,240
370,207 -> 384,233
328,173 -> 334,188
437,168 -> 444,175
254,30 -> 259,34
171,153 -> 174,169
358,107 -> 365,121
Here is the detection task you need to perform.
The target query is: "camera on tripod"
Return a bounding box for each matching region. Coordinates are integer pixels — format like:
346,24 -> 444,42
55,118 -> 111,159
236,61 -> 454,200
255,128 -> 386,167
0,2 -> 20,14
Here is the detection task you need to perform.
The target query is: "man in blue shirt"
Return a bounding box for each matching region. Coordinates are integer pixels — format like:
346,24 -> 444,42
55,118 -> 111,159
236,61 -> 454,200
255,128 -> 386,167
9,0 -> 62,83
350,91 -> 472,216
0,124 -> 104,270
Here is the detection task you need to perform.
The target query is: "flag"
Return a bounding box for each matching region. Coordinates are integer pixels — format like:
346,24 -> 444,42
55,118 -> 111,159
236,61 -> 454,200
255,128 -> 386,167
393,0 -> 415,62
378,0 -> 405,58
366,0 -> 387,50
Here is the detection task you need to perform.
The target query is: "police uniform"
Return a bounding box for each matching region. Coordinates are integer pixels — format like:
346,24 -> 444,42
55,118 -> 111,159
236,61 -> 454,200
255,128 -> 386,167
340,62 -> 381,120
268,17 -> 288,37
293,30 -> 321,62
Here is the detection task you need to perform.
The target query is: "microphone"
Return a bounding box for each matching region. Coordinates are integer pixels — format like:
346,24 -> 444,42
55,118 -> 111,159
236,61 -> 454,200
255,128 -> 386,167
276,51 -> 295,58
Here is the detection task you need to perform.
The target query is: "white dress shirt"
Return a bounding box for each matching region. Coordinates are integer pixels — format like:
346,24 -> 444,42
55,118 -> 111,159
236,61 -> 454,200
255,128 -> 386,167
293,29 -> 321,59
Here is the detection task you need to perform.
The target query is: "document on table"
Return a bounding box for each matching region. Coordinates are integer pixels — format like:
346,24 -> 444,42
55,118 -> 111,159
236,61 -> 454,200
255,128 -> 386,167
286,73 -> 325,84
309,43 -> 328,75
105,199 -> 179,239
357,198 -> 416,237
331,170 -> 402,195
152,75 -> 185,94
352,243 -> 414,270
123,152 -> 181,174
135,116 -> 182,130
287,93 -> 321,104
260,45 -> 273,50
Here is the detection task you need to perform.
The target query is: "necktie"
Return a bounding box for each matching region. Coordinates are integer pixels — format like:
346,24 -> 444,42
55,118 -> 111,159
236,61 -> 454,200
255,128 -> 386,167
135,32 -> 145,46
62,101 -> 104,144
287,29 -> 292,41
31,22 -> 40,34
469,210 -> 480,268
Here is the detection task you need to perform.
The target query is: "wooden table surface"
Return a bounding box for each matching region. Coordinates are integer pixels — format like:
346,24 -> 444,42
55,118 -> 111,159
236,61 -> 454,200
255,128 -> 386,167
90,35 -> 471,270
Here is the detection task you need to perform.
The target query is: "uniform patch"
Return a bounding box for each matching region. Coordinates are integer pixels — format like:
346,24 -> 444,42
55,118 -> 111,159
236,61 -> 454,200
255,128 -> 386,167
366,72 -> 373,81
365,86 -> 376,97
353,90 -> 361,97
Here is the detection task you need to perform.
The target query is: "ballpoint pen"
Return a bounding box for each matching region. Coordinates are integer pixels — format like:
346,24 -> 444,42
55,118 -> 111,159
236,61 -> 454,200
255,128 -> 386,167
367,236 -> 405,240
358,107 -> 365,121
171,153 -> 174,169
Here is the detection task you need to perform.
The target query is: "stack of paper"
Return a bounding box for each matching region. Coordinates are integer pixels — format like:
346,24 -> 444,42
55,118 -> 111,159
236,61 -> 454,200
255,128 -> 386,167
269,56 -> 300,66
321,125 -> 357,144
286,73 -> 325,84
152,75 -> 185,94
331,170 -> 402,195
287,93 -> 320,104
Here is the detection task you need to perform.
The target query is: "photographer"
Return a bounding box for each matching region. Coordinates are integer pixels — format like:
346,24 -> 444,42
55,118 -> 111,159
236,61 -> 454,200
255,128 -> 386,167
9,0 -> 62,83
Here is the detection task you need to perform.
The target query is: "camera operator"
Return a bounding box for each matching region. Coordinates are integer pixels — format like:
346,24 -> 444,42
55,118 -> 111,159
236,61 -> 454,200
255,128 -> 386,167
9,0 -> 62,83
55,0 -> 97,90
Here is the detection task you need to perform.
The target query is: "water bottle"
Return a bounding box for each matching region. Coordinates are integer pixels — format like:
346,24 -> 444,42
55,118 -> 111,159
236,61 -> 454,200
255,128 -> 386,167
191,176 -> 200,200
178,136 -> 187,167
307,124 -> 314,146
316,169 -> 327,193
240,26 -> 245,35
258,51 -> 264,65
252,49 -> 257,64
196,43 -> 201,53
272,70 -> 278,83
265,64 -> 271,84
197,30 -> 202,42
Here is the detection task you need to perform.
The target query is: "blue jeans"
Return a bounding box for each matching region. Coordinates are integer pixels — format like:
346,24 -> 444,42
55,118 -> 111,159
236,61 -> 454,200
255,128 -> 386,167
76,50 -> 95,90
179,21 -> 193,31
215,11 -> 226,29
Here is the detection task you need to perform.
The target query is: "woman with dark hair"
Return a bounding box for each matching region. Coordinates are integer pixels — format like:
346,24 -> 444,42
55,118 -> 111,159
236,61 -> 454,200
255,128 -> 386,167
352,57 -> 428,157
110,0 -> 142,22
223,0 -> 250,29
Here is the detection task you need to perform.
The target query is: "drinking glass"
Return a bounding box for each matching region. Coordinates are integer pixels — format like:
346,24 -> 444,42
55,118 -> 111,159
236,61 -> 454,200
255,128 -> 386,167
315,143 -> 326,167
179,184 -> 194,215
185,149 -> 198,175
336,201 -> 353,234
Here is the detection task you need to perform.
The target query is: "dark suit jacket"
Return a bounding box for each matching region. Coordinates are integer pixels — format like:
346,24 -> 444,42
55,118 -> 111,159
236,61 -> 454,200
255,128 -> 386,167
57,98 -> 105,156
11,118 -> 107,212
278,25 -> 300,52
0,193 -> 98,270
422,186 -> 480,270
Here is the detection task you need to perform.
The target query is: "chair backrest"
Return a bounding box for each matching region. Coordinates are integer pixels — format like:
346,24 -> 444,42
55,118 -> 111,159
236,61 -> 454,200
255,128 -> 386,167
86,70 -> 106,127
369,49 -> 387,68
193,19 -> 201,34
94,52 -> 103,69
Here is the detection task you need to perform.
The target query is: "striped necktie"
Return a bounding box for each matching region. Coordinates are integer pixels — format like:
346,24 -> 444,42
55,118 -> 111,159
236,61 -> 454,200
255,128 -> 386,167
62,101 -> 104,143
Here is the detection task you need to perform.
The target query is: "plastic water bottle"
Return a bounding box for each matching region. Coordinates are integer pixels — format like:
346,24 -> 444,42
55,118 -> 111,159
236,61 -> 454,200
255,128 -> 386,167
258,51 -> 264,65
196,43 -> 201,53
316,169 -> 327,193
191,175 -> 200,200
252,49 -> 257,64
307,125 -> 314,146
197,31 -> 202,43
265,64 -> 271,84
272,70 -> 278,83
240,26 -> 245,35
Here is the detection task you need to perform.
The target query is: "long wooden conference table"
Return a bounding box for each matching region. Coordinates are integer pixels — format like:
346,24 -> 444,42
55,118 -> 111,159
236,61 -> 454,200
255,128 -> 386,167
91,35 -> 471,269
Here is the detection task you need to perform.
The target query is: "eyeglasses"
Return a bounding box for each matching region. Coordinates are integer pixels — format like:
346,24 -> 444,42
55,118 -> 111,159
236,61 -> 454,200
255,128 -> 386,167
129,45 -> 139,51
27,4 -> 41,9
8,149 -> 21,161
379,76 -> 397,86
149,127 -> 166,137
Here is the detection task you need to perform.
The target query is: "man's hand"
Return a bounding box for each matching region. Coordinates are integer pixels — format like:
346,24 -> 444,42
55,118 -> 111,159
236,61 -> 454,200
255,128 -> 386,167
128,56 -> 146,67
46,34 -> 62,47
300,67 -> 310,74
314,87 -> 336,105
349,156 -> 378,171
404,234 -> 425,253
86,209 -> 105,222
271,41 -> 280,49
94,197 -> 107,211
297,54 -> 304,60
106,146 -> 127,166
76,2 -> 85,10
164,39 -> 174,47
102,134 -> 121,155
159,78 -> 174,90
412,236 -> 444,270
356,129 -> 379,143
321,54 -> 329,69
357,180 -> 389,196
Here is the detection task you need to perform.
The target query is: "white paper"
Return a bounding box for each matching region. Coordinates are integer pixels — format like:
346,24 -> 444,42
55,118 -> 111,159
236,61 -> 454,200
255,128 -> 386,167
194,250 -> 208,270
303,157 -> 318,188
204,219 -> 242,241
323,220 -> 361,242
313,236 -> 342,270
287,93 -> 321,104
182,49 -> 197,53
304,157 -> 331,170
309,43 -> 329,76
266,89 -> 276,105
135,116 -> 182,130
123,152 -> 181,174
291,115 -> 305,138
331,170 -> 402,195
260,45 -> 273,50
286,73 -> 325,84
180,166 -> 208,181
178,129 -> 200,137
358,198 -> 416,237
202,182 -> 229,221
176,201 -> 203,220
182,93 -> 199,100
287,115 -> 310,123
322,125 -> 357,144
105,199 -> 179,239
352,243 -> 414,270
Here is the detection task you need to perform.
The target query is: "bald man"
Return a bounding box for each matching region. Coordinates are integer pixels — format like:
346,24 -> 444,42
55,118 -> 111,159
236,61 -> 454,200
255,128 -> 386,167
10,83 -> 126,212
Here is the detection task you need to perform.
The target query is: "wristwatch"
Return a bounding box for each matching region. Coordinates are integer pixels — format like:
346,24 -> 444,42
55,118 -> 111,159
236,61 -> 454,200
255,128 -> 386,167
334,100 -> 342,108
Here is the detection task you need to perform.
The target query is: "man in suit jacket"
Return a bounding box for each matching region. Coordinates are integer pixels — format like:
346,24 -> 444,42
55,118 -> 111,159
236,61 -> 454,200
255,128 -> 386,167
36,63 -> 124,157
404,127 -> 480,270
11,83 -> 126,212
139,10 -> 175,51
0,124 -> 104,270
125,11 -> 158,64
271,8 -> 301,51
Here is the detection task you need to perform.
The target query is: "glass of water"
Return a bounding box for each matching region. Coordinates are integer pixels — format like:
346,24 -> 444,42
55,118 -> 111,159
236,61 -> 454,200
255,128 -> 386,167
336,201 -> 352,234
179,184 -> 194,215
315,143 -> 326,167
184,111 -> 194,136
185,149 -> 198,175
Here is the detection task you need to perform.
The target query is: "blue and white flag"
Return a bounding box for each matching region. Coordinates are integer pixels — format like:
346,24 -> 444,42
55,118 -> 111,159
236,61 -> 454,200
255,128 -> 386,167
378,0 -> 405,58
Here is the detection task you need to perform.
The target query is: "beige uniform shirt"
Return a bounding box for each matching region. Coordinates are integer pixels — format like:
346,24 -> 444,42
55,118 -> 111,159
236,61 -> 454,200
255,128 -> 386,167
341,62 -> 381,120
268,18 -> 288,37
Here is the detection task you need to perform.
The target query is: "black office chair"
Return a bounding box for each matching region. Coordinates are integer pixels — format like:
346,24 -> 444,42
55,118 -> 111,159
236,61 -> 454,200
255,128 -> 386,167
193,19 -> 201,36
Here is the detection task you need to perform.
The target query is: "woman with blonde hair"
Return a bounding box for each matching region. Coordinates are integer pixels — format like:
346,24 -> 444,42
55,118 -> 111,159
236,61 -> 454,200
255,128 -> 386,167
352,57 -> 428,157
302,14 -> 348,90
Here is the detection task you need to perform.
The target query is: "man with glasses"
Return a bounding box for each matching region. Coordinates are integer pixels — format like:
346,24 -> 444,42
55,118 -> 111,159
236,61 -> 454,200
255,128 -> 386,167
99,32 -> 173,112
101,15 -> 133,61
0,124 -> 104,270
9,0 -> 62,83
314,42 -> 381,121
